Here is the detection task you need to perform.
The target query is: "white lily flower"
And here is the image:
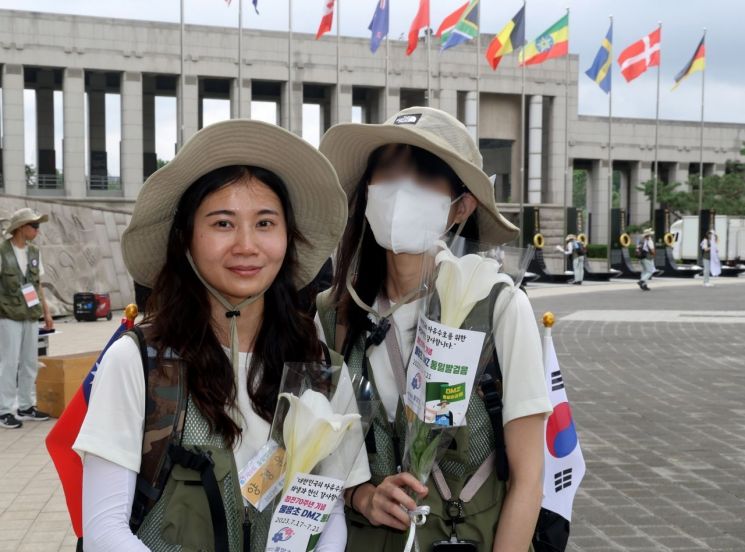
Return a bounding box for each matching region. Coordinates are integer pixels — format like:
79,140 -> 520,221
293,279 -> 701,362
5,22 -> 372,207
279,389 -> 360,493
434,241 -> 513,328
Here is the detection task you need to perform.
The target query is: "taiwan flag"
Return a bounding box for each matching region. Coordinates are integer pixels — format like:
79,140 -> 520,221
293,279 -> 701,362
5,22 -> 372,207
541,321 -> 585,521
45,316 -> 135,540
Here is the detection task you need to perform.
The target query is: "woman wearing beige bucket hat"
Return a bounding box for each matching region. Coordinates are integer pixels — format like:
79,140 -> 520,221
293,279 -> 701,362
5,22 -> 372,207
72,120 -> 369,551
316,107 -> 552,551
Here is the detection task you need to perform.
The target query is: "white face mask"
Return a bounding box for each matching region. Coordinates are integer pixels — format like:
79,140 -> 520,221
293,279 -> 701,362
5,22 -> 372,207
365,179 -> 456,254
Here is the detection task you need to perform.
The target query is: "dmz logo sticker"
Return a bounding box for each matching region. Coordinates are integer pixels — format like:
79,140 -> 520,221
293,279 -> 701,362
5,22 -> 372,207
410,371 -> 422,390
272,527 -> 295,543
393,114 -> 422,125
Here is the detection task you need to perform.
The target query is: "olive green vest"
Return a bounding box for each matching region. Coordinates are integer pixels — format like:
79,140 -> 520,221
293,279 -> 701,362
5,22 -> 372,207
317,284 -> 533,551
129,330 -> 346,552
0,239 -> 42,321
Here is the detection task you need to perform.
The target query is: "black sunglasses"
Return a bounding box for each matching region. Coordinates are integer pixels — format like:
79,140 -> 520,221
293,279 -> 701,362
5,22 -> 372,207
28,223 -> 40,229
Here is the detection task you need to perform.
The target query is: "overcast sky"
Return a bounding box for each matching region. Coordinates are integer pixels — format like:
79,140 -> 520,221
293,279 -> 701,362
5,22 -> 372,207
6,0 -> 744,172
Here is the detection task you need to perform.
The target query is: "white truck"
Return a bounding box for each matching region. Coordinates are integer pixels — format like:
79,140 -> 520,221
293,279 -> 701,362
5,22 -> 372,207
671,215 -> 745,263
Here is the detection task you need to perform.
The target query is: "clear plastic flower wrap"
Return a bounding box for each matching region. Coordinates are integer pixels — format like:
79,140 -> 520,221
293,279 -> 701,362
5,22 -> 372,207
242,362 -> 377,552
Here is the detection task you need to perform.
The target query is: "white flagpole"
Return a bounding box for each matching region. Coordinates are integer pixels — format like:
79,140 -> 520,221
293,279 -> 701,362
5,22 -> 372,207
287,0 -> 293,132
518,0 -> 526,247
652,21 -> 661,228
336,0 -> 341,123
606,15 -> 613,272
563,7 -> 570,240
475,4 -> 481,141
385,35 -> 390,117
179,0 -> 185,150
697,29 -> 707,214
426,7 -> 432,106
238,0 -> 243,118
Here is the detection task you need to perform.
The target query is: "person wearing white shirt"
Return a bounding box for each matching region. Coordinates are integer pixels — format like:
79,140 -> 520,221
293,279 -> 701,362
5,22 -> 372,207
73,120 -> 368,551
0,208 -> 53,429
317,107 -> 553,552
637,228 -> 656,291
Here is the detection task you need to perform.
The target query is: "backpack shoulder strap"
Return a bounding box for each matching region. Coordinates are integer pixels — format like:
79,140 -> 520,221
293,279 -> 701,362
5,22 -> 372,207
126,327 -> 188,534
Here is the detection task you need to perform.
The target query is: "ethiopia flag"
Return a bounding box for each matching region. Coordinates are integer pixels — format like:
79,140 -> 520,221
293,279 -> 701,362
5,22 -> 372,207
520,12 -> 568,66
485,5 -> 525,70
673,34 -> 705,89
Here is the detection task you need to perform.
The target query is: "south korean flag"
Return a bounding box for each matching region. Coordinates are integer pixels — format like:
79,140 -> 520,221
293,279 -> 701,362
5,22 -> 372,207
540,320 -> 585,522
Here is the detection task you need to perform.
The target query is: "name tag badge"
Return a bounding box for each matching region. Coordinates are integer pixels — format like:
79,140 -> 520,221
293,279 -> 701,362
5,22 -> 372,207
238,440 -> 286,511
21,283 -> 40,308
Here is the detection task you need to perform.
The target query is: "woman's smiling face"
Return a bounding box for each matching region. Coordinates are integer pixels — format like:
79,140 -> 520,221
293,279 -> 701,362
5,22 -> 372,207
189,175 -> 288,305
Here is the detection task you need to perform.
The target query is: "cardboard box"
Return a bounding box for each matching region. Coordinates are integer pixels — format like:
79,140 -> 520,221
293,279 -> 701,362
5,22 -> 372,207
36,351 -> 100,418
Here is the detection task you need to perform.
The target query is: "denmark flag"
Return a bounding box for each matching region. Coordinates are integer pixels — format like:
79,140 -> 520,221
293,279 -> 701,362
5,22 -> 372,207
617,27 -> 660,82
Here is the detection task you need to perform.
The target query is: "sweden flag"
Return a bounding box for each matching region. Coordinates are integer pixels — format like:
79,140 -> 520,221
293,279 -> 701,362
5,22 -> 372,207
585,24 -> 613,93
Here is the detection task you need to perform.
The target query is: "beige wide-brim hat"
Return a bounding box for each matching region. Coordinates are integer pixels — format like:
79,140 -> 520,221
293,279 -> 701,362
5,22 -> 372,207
643,228 -> 655,237
3,208 -> 48,237
565,234 -> 577,242
122,119 -> 347,289
319,106 -> 519,245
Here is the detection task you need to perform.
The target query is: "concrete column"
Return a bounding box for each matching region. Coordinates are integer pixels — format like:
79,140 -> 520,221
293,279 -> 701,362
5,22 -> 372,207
2,64 -> 25,195
230,77 -> 252,120
280,80 -> 303,135
385,87 -> 401,120
464,91 -> 478,141
35,88 -> 56,176
548,94 -> 570,206
142,92 -> 157,178
629,161 -> 652,226
527,95 -> 543,204
672,162 -> 689,190
590,159 -> 610,244
331,84 -> 353,125
63,67 -> 86,198
179,75 -> 199,146
618,168 -> 629,214
121,71 -> 143,199
438,88 -> 458,119
87,79 -> 108,178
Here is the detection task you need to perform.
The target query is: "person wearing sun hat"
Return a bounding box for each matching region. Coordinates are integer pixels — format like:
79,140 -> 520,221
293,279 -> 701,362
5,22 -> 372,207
316,107 -> 552,551
72,119 -> 369,551
637,227 -> 656,291
556,233 -> 586,285
0,207 -> 54,429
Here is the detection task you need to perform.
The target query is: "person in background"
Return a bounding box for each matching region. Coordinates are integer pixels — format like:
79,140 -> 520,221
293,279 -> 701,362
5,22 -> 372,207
637,228 -> 656,291
556,234 -> 585,285
700,229 -> 721,287
0,208 -> 53,429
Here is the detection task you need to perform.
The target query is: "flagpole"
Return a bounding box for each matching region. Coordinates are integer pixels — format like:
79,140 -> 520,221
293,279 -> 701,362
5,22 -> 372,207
563,7 -> 570,240
475,4 -> 481,141
426,11 -> 432,106
287,0 -> 293,132
178,0 -> 184,150
697,29 -> 707,214
238,0 -> 243,118
385,36 -> 390,117
606,15 -> 613,272
651,21 -> 661,228
518,1 -> 526,247
336,0 -> 341,123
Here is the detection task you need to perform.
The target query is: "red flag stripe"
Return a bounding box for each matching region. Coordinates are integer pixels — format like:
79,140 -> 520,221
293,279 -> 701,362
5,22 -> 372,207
406,0 -> 430,56
618,27 -> 660,82
315,0 -> 335,40
435,1 -> 468,38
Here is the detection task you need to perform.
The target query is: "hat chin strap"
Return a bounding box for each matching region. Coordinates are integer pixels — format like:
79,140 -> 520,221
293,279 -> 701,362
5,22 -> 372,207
185,251 -> 265,374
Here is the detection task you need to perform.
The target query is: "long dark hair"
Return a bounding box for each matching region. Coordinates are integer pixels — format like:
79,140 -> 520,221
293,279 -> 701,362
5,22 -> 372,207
331,144 -> 478,353
144,165 -> 321,446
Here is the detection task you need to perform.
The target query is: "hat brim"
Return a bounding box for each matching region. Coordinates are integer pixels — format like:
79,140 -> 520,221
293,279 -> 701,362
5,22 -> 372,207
319,123 -> 518,245
122,120 -> 347,289
6,213 -> 48,235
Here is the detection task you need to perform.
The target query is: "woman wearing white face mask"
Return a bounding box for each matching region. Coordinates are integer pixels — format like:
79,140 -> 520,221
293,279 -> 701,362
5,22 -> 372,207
316,107 -> 553,552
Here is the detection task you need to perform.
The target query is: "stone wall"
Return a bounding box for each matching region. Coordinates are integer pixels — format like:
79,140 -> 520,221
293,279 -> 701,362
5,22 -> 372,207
1,195 -> 134,316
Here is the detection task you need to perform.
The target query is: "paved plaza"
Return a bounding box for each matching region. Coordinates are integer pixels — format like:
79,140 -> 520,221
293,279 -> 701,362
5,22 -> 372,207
0,276 -> 744,551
